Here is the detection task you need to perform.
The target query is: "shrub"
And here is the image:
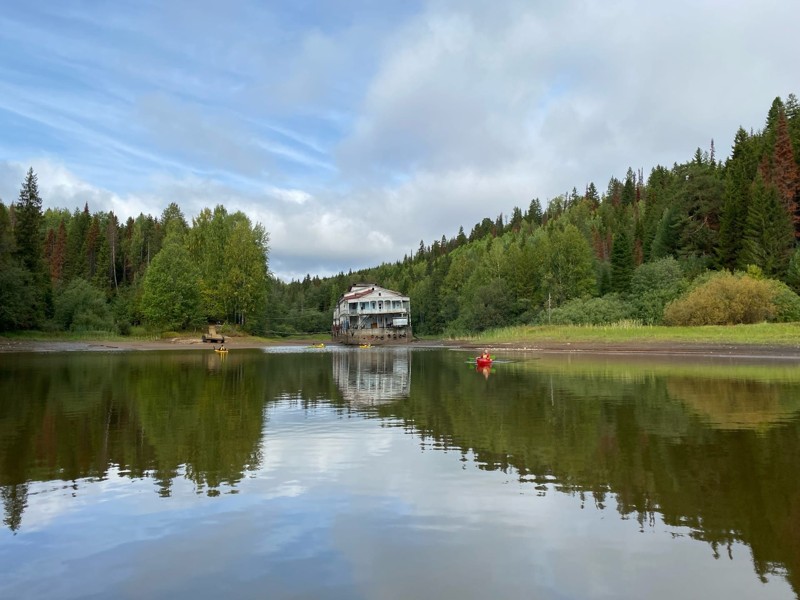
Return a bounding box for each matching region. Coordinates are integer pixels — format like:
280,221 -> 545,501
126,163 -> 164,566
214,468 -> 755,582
629,257 -> 687,324
542,294 -> 635,325
53,278 -> 116,332
663,272 -> 774,325
787,248 -> 800,294
767,280 -> 800,322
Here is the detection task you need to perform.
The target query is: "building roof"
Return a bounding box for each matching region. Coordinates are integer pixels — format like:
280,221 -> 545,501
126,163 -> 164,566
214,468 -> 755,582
341,284 -> 408,302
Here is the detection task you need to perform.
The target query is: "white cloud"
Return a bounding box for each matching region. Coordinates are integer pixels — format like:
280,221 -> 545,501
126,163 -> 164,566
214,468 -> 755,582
267,186 -> 312,205
2,0 -> 800,280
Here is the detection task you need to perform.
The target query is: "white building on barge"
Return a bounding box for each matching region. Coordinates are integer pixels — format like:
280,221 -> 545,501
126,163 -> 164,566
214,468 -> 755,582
332,283 -> 412,345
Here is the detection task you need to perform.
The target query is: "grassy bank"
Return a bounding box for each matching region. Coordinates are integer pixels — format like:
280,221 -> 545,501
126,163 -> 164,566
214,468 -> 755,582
4,322 -> 800,348
455,322 -> 800,346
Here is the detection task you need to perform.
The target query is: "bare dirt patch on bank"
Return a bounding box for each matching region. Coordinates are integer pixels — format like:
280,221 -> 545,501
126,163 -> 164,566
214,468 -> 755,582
0,336 -> 312,353
2,336 -> 800,360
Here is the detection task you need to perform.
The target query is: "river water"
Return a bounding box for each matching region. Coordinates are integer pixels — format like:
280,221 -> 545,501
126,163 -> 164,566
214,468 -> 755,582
1,346 -> 798,599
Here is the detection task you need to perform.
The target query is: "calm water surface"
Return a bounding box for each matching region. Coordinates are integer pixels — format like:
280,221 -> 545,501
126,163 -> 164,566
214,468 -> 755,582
1,347 -> 799,599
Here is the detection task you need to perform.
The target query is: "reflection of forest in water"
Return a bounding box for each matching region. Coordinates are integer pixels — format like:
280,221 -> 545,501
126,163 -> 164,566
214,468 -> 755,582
373,352 -> 800,594
2,349 -> 800,593
0,350 -> 341,532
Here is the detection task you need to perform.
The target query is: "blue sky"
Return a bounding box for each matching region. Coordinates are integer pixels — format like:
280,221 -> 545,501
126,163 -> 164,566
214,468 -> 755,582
1,0 -> 799,281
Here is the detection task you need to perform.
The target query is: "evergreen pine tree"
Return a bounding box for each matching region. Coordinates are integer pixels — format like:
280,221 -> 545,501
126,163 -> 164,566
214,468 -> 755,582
650,207 -> 679,260
610,228 -> 634,294
675,161 -> 724,263
66,203 -> 91,280
585,182 -> 600,209
741,174 -> 794,276
621,168 -> 636,206
456,226 -> 467,246
12,168 -> 49,324
641,166 -> 675,259
509,207 -> 523,233
718,128 -> 757,269
13,168 -> 44,273
526,198 -> 542,225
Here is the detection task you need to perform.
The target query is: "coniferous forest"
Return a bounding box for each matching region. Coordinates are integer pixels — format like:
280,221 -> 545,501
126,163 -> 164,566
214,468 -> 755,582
2,95 -> 800,337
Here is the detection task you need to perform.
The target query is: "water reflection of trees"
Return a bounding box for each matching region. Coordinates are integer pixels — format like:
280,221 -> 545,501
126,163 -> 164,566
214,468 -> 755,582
0,351 -> 273,529
375,352 -> 800,594
3,349 -> 800,593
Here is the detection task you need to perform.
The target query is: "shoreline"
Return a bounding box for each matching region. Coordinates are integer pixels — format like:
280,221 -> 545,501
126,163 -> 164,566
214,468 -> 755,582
2,335 -> 800,360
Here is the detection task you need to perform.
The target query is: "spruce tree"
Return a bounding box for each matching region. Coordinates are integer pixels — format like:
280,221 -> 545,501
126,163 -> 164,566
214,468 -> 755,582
741,174 -> 794,276
526,198 -> 542,225
456,226 -> 467,246
585,182 -> 600,208
621,168 -> 636,206
66,204 -> 91,280
610,228 -> 634,293
718,128 -> 757,269
11,168 -> 49,325
13,168 -> 44,273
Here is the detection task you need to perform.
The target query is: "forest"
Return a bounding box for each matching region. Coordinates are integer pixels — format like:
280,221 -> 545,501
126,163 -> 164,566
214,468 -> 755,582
1,95 -> 800,336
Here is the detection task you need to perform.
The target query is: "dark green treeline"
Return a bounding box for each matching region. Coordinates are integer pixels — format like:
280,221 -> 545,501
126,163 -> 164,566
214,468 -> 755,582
271,94 -> 800,335
2,95 -> 800,335
0,184 -> 270,334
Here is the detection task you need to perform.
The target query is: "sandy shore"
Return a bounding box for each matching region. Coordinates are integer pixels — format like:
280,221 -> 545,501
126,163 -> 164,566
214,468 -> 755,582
2,335 -> 800,360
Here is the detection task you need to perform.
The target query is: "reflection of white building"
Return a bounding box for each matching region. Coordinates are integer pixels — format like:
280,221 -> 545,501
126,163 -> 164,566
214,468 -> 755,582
333,348 -> 411,405
332,283 -> 412,345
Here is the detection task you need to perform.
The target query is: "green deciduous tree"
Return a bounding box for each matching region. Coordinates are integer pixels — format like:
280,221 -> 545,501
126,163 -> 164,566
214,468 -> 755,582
140,234 -> 203,330
222,214 -> 269,329
53,278 -> 115,332
630,257 -> 686,324
188,206 -> 270,330
547,223 -> 596,304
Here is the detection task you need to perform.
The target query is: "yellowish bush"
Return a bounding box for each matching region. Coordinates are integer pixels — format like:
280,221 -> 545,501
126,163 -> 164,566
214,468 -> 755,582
663,273 -> 774,326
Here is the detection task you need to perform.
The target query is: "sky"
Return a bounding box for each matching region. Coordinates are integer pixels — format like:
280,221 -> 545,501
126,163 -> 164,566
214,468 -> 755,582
1,0 -> 798,281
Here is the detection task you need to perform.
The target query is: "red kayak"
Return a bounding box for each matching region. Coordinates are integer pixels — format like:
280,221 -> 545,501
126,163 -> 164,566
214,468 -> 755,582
476,357 -> 492,368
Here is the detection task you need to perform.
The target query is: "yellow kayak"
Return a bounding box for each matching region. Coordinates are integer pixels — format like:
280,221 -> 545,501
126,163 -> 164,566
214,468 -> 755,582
308,343 -> 325,348
214,349 -> 228,354
359,344 -> 372,349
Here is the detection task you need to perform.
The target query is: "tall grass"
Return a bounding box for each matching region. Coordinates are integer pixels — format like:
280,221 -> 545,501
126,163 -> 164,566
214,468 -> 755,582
460,322 -> 800,346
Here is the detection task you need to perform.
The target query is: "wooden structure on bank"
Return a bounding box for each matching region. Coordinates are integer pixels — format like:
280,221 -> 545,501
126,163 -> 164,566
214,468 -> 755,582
332,283 -> 412,345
